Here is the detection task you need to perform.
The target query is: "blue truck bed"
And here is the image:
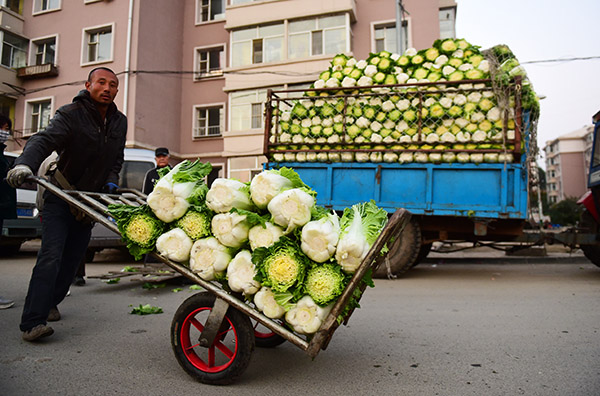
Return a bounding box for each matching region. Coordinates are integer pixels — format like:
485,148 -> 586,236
267,161 -> 528,220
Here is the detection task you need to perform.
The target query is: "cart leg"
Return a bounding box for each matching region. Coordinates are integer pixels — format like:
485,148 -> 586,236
199,298 -> 229,347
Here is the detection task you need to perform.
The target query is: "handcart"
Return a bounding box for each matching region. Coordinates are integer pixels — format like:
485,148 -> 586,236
30,175 -> 411,385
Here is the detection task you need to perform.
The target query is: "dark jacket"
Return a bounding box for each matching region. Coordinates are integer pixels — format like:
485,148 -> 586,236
15,90 -> 127,192
0,143 -> 17,220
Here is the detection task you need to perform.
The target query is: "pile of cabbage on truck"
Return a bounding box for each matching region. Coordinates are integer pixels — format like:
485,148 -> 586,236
266,38 -> 539,164
107,161 -> 388,336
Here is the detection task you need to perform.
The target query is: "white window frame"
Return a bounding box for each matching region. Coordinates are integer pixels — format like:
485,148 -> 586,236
30,34 -> 58,66
32,0 -> 61,15
229,89 -> 269,132
439,7 -> 456,40
192,102 -> 225,138
84,0 -> 103,4
287,14 -> 349,60
371,18 -> 412,54
226,156 -> 263,180
195,0 -> 225,24
193,44 -> 225,80
23,96 -> 53,136
231,24 -> 284,67
81,23 -> 114,66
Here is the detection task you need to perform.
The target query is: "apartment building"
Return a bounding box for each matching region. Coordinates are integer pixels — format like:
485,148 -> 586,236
544,124 -> 594,204
1,0 -> 456,181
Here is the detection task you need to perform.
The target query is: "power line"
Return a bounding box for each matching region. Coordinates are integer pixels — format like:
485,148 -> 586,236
521,55 -> 600,64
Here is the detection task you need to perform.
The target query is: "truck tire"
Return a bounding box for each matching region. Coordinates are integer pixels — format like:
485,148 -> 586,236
412,243 -> 433,268
374,219 -> 421,278
579,210 -> 600,267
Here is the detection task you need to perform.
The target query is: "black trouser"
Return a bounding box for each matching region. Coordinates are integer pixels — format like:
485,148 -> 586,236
20,193 -> 92,331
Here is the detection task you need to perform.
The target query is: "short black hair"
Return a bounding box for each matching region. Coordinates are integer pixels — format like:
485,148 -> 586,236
87,67 -> 117,82
0,114 -> 12,130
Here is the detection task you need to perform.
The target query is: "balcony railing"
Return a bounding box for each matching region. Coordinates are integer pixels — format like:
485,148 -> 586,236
16,63 -> 59,80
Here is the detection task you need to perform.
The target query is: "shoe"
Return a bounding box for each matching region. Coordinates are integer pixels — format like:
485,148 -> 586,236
22,324 -> 54,342
47,307 -> 61,322
73,276 -> 86,286
0,297 -> 14,309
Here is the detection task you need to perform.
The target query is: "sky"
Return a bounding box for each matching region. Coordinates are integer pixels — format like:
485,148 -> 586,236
455,0 -> 600,167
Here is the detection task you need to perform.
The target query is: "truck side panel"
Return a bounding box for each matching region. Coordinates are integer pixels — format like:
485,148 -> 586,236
268,162 -> 527,219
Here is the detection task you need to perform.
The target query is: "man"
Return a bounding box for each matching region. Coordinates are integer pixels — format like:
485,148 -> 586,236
142,147 -> 170,195
0,114 -> 16,310
7,67 -> 127,341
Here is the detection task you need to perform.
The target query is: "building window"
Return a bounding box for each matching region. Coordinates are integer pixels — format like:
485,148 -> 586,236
439,7 -> 456,39
231,24 -> 284,67
83,25 -> 112,64
194,105 -> 223,138
26,99 -> 52,135
288,15 -> 347,59
1,0 -> 21,13
195,46 -> 224,79
1,31 -> 27,69
373,21 -> 409,53
33,37 -> 56,65
33,0 -> 60,13
196,0 -> 224,23
230,89 -> 274,131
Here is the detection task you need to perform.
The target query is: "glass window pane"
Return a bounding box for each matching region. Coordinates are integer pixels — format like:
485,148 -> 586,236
231,104 -> 251,131
288,33 -> 310,59
209,49 -> 221,70
231,90 -> 256,105
231,41 -> 251,67
324,28 -> 346,54
252,39 -> 263,64
232,27 -> 257,42
98,31 -> 111,60
318,15 -> 345,29
289,19 -> 316,33
263,37 -> 282,63
259,23 -> 283,37
312,30 -> 323,55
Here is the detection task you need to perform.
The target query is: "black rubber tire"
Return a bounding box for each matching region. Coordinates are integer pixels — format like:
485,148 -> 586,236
373,218 -> 422,278
412,242 -> 433,268
579,210 -> 600,267
252,319 -> 286,348
171,292 -> 255,385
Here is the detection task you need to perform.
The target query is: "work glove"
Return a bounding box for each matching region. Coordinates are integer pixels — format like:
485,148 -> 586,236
6,165 -> 33,188
102,182 -> 119,194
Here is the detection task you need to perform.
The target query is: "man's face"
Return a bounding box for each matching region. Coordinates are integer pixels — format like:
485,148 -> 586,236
85,69 -> 119,105
156,155 -> 169,168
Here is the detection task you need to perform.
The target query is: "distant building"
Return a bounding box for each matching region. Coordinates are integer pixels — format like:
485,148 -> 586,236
544,125 -> 594,204
1,0 -> 456,181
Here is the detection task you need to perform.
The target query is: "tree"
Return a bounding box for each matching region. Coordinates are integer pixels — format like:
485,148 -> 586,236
547,197 -> 582,226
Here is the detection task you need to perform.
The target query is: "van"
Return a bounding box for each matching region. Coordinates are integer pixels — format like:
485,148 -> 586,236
0,152 -> 43,256
86,148 -> 156,261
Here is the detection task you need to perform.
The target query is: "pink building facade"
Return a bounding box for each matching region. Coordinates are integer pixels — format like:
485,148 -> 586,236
1,0 -> 455,181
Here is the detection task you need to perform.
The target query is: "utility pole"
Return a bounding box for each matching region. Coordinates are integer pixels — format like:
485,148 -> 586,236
395,0 -> 405,54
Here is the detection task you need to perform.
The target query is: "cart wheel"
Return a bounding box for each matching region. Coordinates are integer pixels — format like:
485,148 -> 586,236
252,319 -> 286,348
171,292 -> 255,385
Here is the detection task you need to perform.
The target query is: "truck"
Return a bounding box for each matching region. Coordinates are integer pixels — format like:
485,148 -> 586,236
262,41 -> 600,277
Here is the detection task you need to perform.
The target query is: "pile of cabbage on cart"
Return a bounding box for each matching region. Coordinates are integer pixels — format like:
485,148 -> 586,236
108,162 -> 387,335
268,38 -> 540,164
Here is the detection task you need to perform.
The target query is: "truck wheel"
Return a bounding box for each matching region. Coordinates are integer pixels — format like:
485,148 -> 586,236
374,219 -> 422,278
579,210 -> 600,267
412,243 -> 433,268
171,292 -> 255,385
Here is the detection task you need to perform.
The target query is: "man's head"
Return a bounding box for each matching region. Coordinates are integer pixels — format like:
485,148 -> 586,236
155,147 -> 170,168
85,67 -> 119,106
0,114 -> 11,131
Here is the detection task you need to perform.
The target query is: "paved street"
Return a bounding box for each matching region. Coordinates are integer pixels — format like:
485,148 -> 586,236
1,244 -> 599,396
